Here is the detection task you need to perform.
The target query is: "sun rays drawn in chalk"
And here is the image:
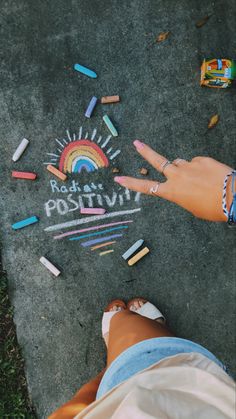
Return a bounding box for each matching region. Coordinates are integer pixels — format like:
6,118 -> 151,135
43,127 -> 121,174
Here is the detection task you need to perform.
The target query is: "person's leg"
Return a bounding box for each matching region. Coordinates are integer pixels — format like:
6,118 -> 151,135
107,299 -> 174,366
49,300 -> 126,419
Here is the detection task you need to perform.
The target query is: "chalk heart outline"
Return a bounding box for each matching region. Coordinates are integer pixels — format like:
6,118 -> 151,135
43,128 -> 142,256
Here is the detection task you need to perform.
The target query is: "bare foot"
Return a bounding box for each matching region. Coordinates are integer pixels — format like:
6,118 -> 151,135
128,297 -> 165,324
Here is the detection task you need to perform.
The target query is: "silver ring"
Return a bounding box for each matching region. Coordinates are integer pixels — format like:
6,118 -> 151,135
150,183 -> 160,196
160,160 -> 171,174
173,158 -> 186,166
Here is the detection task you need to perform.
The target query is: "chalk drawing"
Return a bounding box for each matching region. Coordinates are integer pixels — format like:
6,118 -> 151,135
100,250 -> 114,256
47,153 -> 60,158
55,139 -> 65,149
81,234 -> 123,247
66,129 -> 72,142
69,225 -> 128,241
43,126 -> 142,259
101,135 -> 112,149
44,187 -> 140,217
44,128 -> 121,174
119,194 -> 124,205
91,129 -> 97,141
43,162 -> 56,165
91,241 -> 116,250
110,150 -> 121,160
53,220 -> 133,240
44,208 -> 141,231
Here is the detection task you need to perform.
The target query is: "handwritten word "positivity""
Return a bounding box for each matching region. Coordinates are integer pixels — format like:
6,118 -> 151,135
44,182 -> 141,217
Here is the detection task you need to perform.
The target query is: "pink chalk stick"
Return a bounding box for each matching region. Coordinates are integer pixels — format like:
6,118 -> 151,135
80,208 -> 106,215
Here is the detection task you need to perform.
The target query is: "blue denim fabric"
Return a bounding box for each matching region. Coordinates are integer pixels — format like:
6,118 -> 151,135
96,337 -> 226,399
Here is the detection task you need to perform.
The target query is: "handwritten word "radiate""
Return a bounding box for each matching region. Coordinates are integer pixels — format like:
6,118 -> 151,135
49,180 -> 104,194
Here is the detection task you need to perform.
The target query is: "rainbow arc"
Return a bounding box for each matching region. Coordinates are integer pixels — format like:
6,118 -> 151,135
59,140 -> 109,174
44,127 -> 121,174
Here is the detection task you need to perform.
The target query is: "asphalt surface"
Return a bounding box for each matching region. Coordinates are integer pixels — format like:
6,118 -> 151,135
0,0 -> 235,417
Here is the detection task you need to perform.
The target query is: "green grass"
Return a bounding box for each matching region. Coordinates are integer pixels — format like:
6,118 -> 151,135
0,268 -> 36,418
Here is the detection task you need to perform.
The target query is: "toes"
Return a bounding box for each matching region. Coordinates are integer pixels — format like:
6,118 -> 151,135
109,304 -> 123,312
133,301 -> 140,310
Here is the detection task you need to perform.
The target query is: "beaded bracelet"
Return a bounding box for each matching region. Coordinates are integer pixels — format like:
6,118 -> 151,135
228,172 -> 236,226
222,170 -> 236,222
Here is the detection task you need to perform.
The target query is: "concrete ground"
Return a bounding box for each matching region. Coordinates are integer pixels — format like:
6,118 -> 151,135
0,0 -> 236,417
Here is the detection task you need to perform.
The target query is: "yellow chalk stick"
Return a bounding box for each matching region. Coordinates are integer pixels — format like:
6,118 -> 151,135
128,247 -> 149,266
47,165 -> 67,181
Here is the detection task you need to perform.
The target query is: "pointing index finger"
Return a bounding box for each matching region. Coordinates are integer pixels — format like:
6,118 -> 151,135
133,140 -> 178,177
114,176 -> 171,200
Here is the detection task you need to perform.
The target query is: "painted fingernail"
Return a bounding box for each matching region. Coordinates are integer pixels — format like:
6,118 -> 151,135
114,176 -> 125,184
133,140 -> 144,150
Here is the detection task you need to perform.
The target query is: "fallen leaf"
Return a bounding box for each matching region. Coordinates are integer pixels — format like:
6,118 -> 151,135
196,15 -> 210,28
208,114 -> 219,129
156,31 -> 170,42
112,167 -> 120,174
140,167 -> 148,175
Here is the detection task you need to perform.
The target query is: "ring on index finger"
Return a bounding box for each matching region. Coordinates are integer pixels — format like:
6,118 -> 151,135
160,160 -> 171,174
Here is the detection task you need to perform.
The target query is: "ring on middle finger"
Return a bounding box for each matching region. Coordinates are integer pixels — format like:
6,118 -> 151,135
173,158 -> 186,166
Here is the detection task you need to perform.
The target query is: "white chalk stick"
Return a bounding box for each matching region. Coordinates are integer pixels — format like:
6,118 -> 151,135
39,256 -> 61,277
12,138 -> 29,162
122,239 -> 144,260
80,208 -> 106,215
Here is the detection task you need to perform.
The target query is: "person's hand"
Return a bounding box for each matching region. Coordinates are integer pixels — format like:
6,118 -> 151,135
114,140 -> 233,222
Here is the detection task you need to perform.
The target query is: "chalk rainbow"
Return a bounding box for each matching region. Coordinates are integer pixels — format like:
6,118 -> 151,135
59,140 -> 109,174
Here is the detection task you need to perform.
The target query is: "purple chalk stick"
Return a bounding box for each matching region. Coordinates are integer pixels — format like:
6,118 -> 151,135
85,96 -> 97,118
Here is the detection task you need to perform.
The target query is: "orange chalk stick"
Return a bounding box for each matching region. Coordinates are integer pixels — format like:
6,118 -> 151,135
101,95 -> 120,104
47,165 -> 67,181
128,247 -> 150,266
12,171 -> 37,180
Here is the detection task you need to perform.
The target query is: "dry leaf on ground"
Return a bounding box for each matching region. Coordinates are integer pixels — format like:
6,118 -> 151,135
156,31 -> 170,42
112,168 -> 120,174
140,168 -> 148,175
208,114 -> 219,129
196,15 -> 210,28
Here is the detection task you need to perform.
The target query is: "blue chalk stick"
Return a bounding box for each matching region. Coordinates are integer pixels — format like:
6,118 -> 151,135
103,115 -> 118,137
85,96 -> 98,118
12,216 -> 39,230
122,239 -> 144,260
74,63 -> 97,78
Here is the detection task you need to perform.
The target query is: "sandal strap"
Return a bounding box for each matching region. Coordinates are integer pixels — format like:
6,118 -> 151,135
136,301 -> 165,321
102,311 -> 118,337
